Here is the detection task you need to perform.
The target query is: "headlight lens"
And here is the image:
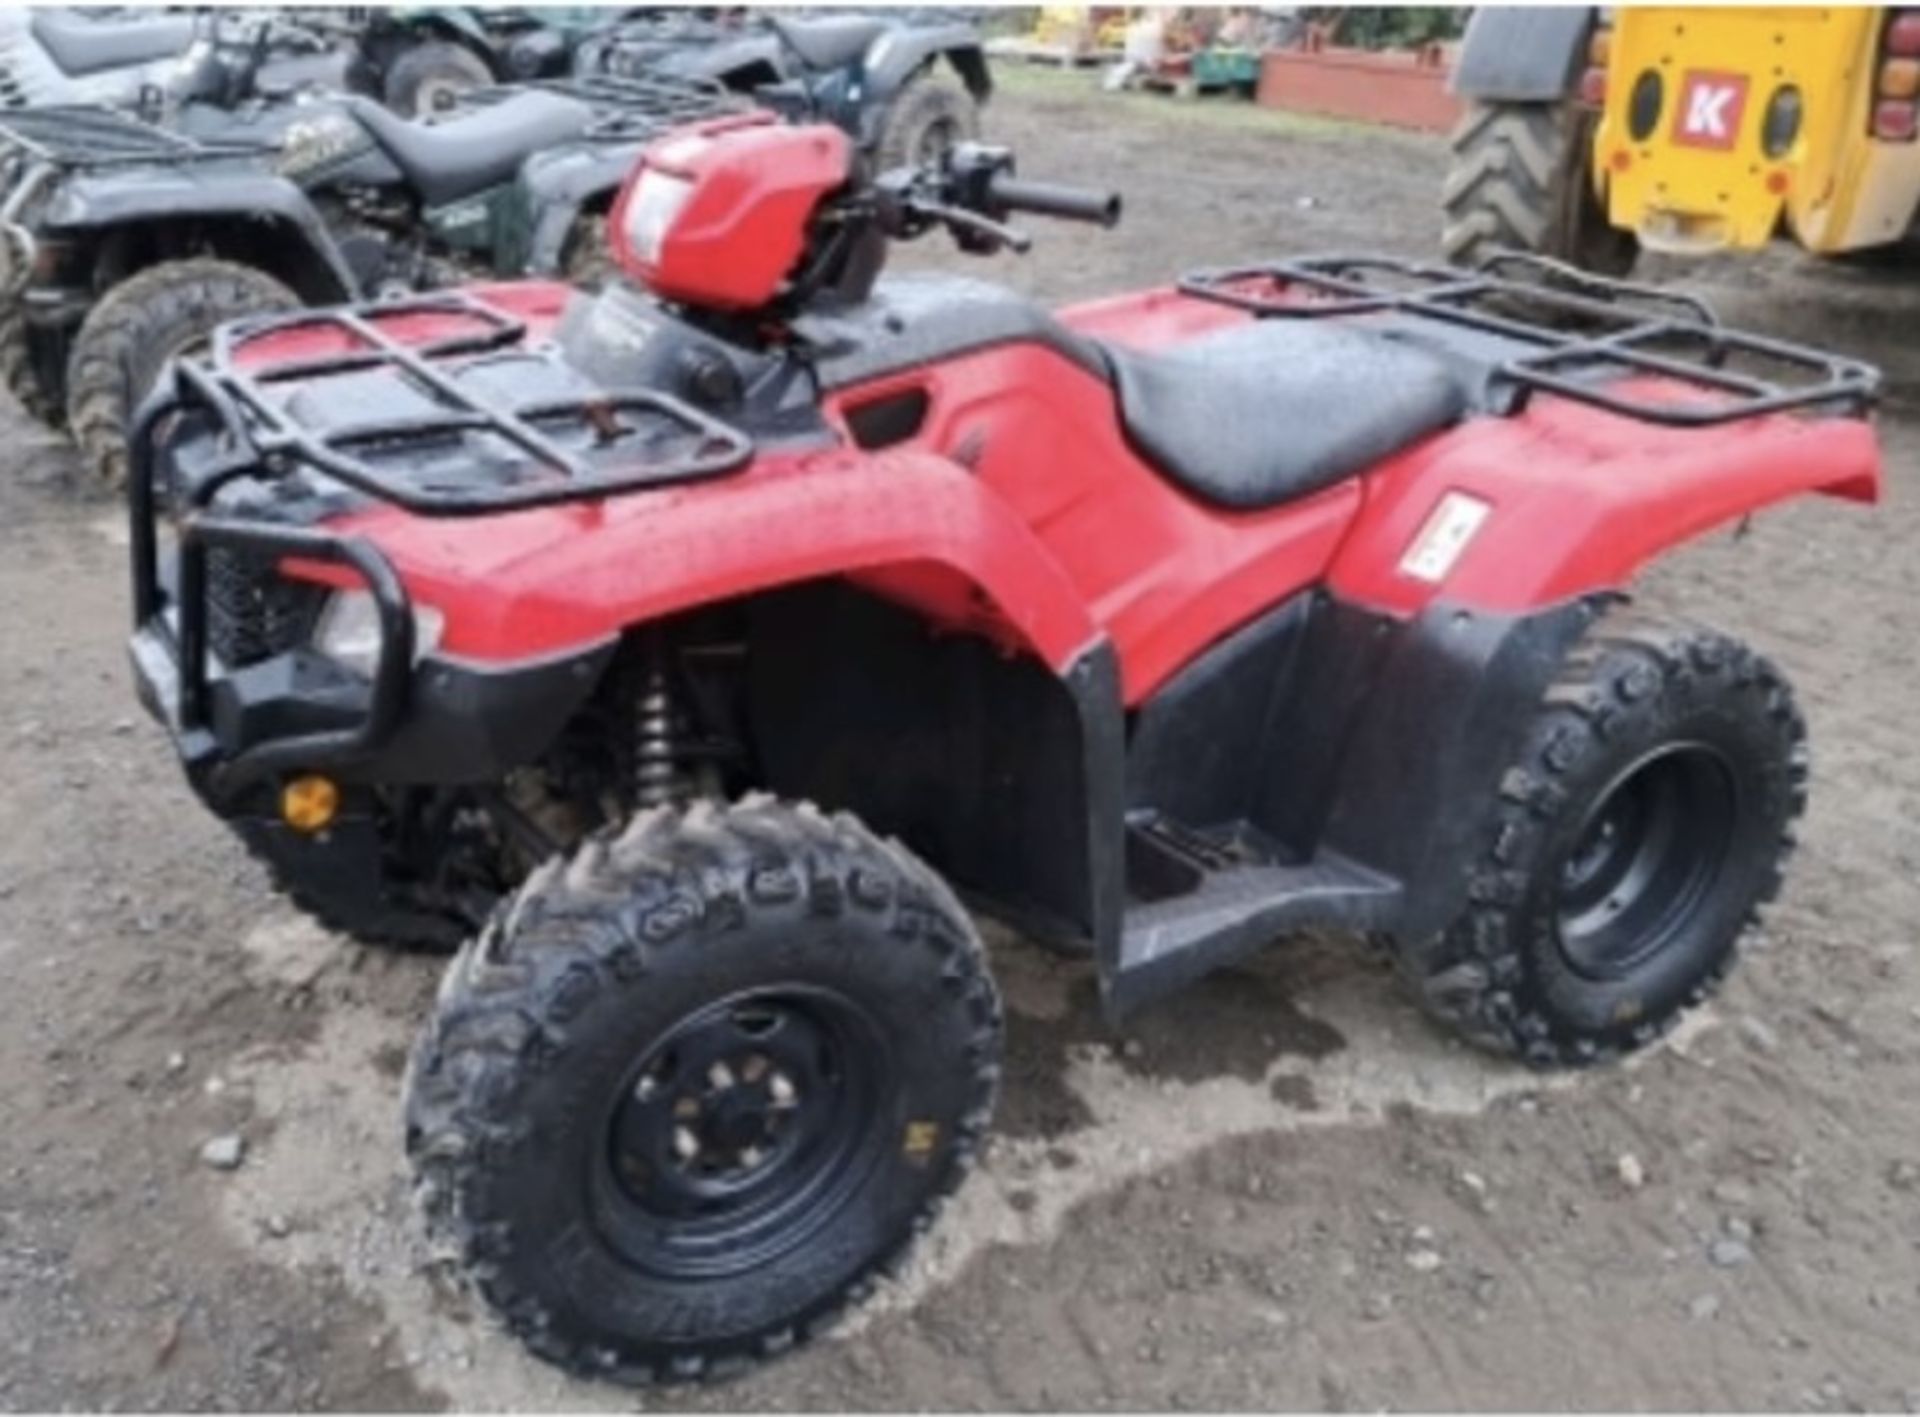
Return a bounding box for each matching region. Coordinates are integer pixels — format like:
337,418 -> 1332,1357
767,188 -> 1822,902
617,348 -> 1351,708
621,169 -> 694,267
311,589 -> 444,679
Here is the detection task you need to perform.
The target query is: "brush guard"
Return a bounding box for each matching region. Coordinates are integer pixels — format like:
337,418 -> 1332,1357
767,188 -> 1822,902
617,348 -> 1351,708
1177,251 -> 1880,427
128,290 -> 752,790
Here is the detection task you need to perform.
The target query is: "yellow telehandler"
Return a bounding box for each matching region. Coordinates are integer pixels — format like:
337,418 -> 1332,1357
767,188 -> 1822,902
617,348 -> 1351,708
1444,6 -> 1920,273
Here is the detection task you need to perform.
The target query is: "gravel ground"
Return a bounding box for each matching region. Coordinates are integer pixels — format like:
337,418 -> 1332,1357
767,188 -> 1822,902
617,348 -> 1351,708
2,66 -> 1918,1412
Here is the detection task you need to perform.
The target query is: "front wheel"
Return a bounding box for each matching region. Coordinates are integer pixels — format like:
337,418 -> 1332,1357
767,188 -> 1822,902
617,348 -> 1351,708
65,258 -> 298,488
406,796 -> 1002,1383
873,74 -> 982,172
1,306 -> 61,427
1396,608 -> 1807,1067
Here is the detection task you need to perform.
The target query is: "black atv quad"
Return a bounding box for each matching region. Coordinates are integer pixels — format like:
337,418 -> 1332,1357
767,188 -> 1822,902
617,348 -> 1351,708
0,6 -> 349,113
577,9 -> 992,169
347,6 -> 651,120
0,75 -> 743,484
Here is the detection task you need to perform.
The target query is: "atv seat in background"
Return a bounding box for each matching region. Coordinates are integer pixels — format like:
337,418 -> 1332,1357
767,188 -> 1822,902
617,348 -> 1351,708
765,14 -> 888,71
30,8 -> 200,77
345,91 -> 592,208
1103,322 -> 1467,510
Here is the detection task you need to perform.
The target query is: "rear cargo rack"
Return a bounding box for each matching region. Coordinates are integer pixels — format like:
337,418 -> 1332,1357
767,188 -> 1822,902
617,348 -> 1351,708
144,290 -> 754,518
1177,252 -> 1879,427
447,73 -> 749,140
542,74 -> 750,138
0,105 -> 270,167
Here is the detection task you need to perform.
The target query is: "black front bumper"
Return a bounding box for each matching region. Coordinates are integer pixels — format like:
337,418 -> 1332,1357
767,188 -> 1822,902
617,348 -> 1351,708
129,611 -> 614,809
129,543 -> 610,950
129,406 -> 614,814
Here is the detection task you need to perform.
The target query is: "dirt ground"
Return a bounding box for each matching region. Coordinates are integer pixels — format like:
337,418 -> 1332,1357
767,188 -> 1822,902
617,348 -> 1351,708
4,68 -> 1920,1413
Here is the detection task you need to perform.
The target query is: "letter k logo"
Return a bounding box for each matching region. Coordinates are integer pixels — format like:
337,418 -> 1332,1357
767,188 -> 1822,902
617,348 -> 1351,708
1674,72 -> 1749,150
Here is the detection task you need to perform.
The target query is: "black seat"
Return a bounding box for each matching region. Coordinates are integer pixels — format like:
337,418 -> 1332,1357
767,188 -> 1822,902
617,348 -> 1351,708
345,91 -> 592,208
31,8 -> 200,77
1103,321 -> 1467,510
766,14 -> 888,72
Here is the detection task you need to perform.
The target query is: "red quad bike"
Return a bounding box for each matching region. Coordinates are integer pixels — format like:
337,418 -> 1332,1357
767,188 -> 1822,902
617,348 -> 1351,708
127,114 -> 1882,1380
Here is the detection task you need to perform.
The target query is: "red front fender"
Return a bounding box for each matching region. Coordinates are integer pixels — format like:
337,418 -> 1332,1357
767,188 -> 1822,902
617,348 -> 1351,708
1329,395 -> 1882,616
332,445 -> 1102,669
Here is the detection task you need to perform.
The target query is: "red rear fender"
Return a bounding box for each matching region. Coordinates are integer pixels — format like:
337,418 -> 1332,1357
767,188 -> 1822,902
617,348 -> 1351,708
1329,396 -> 1883,617
334,447 -> 1100,668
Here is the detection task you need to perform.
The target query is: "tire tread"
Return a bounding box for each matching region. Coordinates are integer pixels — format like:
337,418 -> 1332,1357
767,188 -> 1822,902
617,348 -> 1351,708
405,794 -> 1001,1384
1395,605 -> 1807,1068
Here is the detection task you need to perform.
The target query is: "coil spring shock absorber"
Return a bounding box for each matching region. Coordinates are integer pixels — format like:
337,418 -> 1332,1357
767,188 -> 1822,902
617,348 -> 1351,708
632,632 -> 689,809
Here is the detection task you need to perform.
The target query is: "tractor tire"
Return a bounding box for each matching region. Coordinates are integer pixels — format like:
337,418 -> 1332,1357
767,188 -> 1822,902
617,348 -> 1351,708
874,74 -> 982,172
1,306 -> 60,428
66,259 -> 297,489
384,40 -> 493,120
1394,607 -> 1806,1068
1441,100 -> 1639,278
406,795 -> 1002,1383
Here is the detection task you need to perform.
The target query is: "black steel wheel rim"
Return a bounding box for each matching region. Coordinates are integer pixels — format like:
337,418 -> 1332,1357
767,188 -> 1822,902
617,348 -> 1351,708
591,985 -> 891,1280
1554,742 -> 1738,980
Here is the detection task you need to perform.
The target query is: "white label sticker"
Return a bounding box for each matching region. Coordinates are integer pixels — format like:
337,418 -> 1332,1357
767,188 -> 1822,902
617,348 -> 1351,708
1399,491 -> 1492,584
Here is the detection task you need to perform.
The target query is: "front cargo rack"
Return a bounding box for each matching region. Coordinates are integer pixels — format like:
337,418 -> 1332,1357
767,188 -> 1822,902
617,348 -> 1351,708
128,292 -> 758,755
1177,251 -> 1880,428
137,290 -> 755,520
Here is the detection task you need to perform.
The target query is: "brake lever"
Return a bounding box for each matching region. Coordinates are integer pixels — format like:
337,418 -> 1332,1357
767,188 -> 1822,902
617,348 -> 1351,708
915,200 -> 1032,255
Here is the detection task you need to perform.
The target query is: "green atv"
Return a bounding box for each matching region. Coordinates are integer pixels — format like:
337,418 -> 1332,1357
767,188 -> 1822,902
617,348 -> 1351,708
0,76 -> 740,484
347,6 -> 643,119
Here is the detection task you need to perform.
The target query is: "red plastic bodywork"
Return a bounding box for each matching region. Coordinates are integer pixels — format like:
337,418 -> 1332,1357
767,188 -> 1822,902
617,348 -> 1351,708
607,118 -> 852,312
249,280 -> 1881,708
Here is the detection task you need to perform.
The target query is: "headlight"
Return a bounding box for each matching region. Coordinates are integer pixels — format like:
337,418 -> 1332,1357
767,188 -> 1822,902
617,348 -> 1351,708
621,169 -> 694,267
311,589 -> 444,679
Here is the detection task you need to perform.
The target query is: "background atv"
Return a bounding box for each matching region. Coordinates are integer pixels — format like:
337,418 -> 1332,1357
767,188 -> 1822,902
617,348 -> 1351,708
348,6 -> 649,119
0,6 -> 349,113
578,9 -> 993,167
0,76 -> 742,483
126,118 -> 1879,1380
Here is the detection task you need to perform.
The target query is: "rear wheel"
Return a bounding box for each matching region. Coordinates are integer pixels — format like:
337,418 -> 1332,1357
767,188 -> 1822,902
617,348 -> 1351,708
407,796 -> 1001,1382
1396,608 -> 1806,1067
66,258 -> 297,489
1,306 -> 60,427
1442,100 -> 1639,277
874,74 -> 981,172
384,39 -> 494,120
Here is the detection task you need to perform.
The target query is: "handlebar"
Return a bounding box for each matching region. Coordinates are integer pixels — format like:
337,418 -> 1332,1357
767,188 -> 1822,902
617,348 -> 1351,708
866,144 -> 1124,261
985,174 -> 1122,228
